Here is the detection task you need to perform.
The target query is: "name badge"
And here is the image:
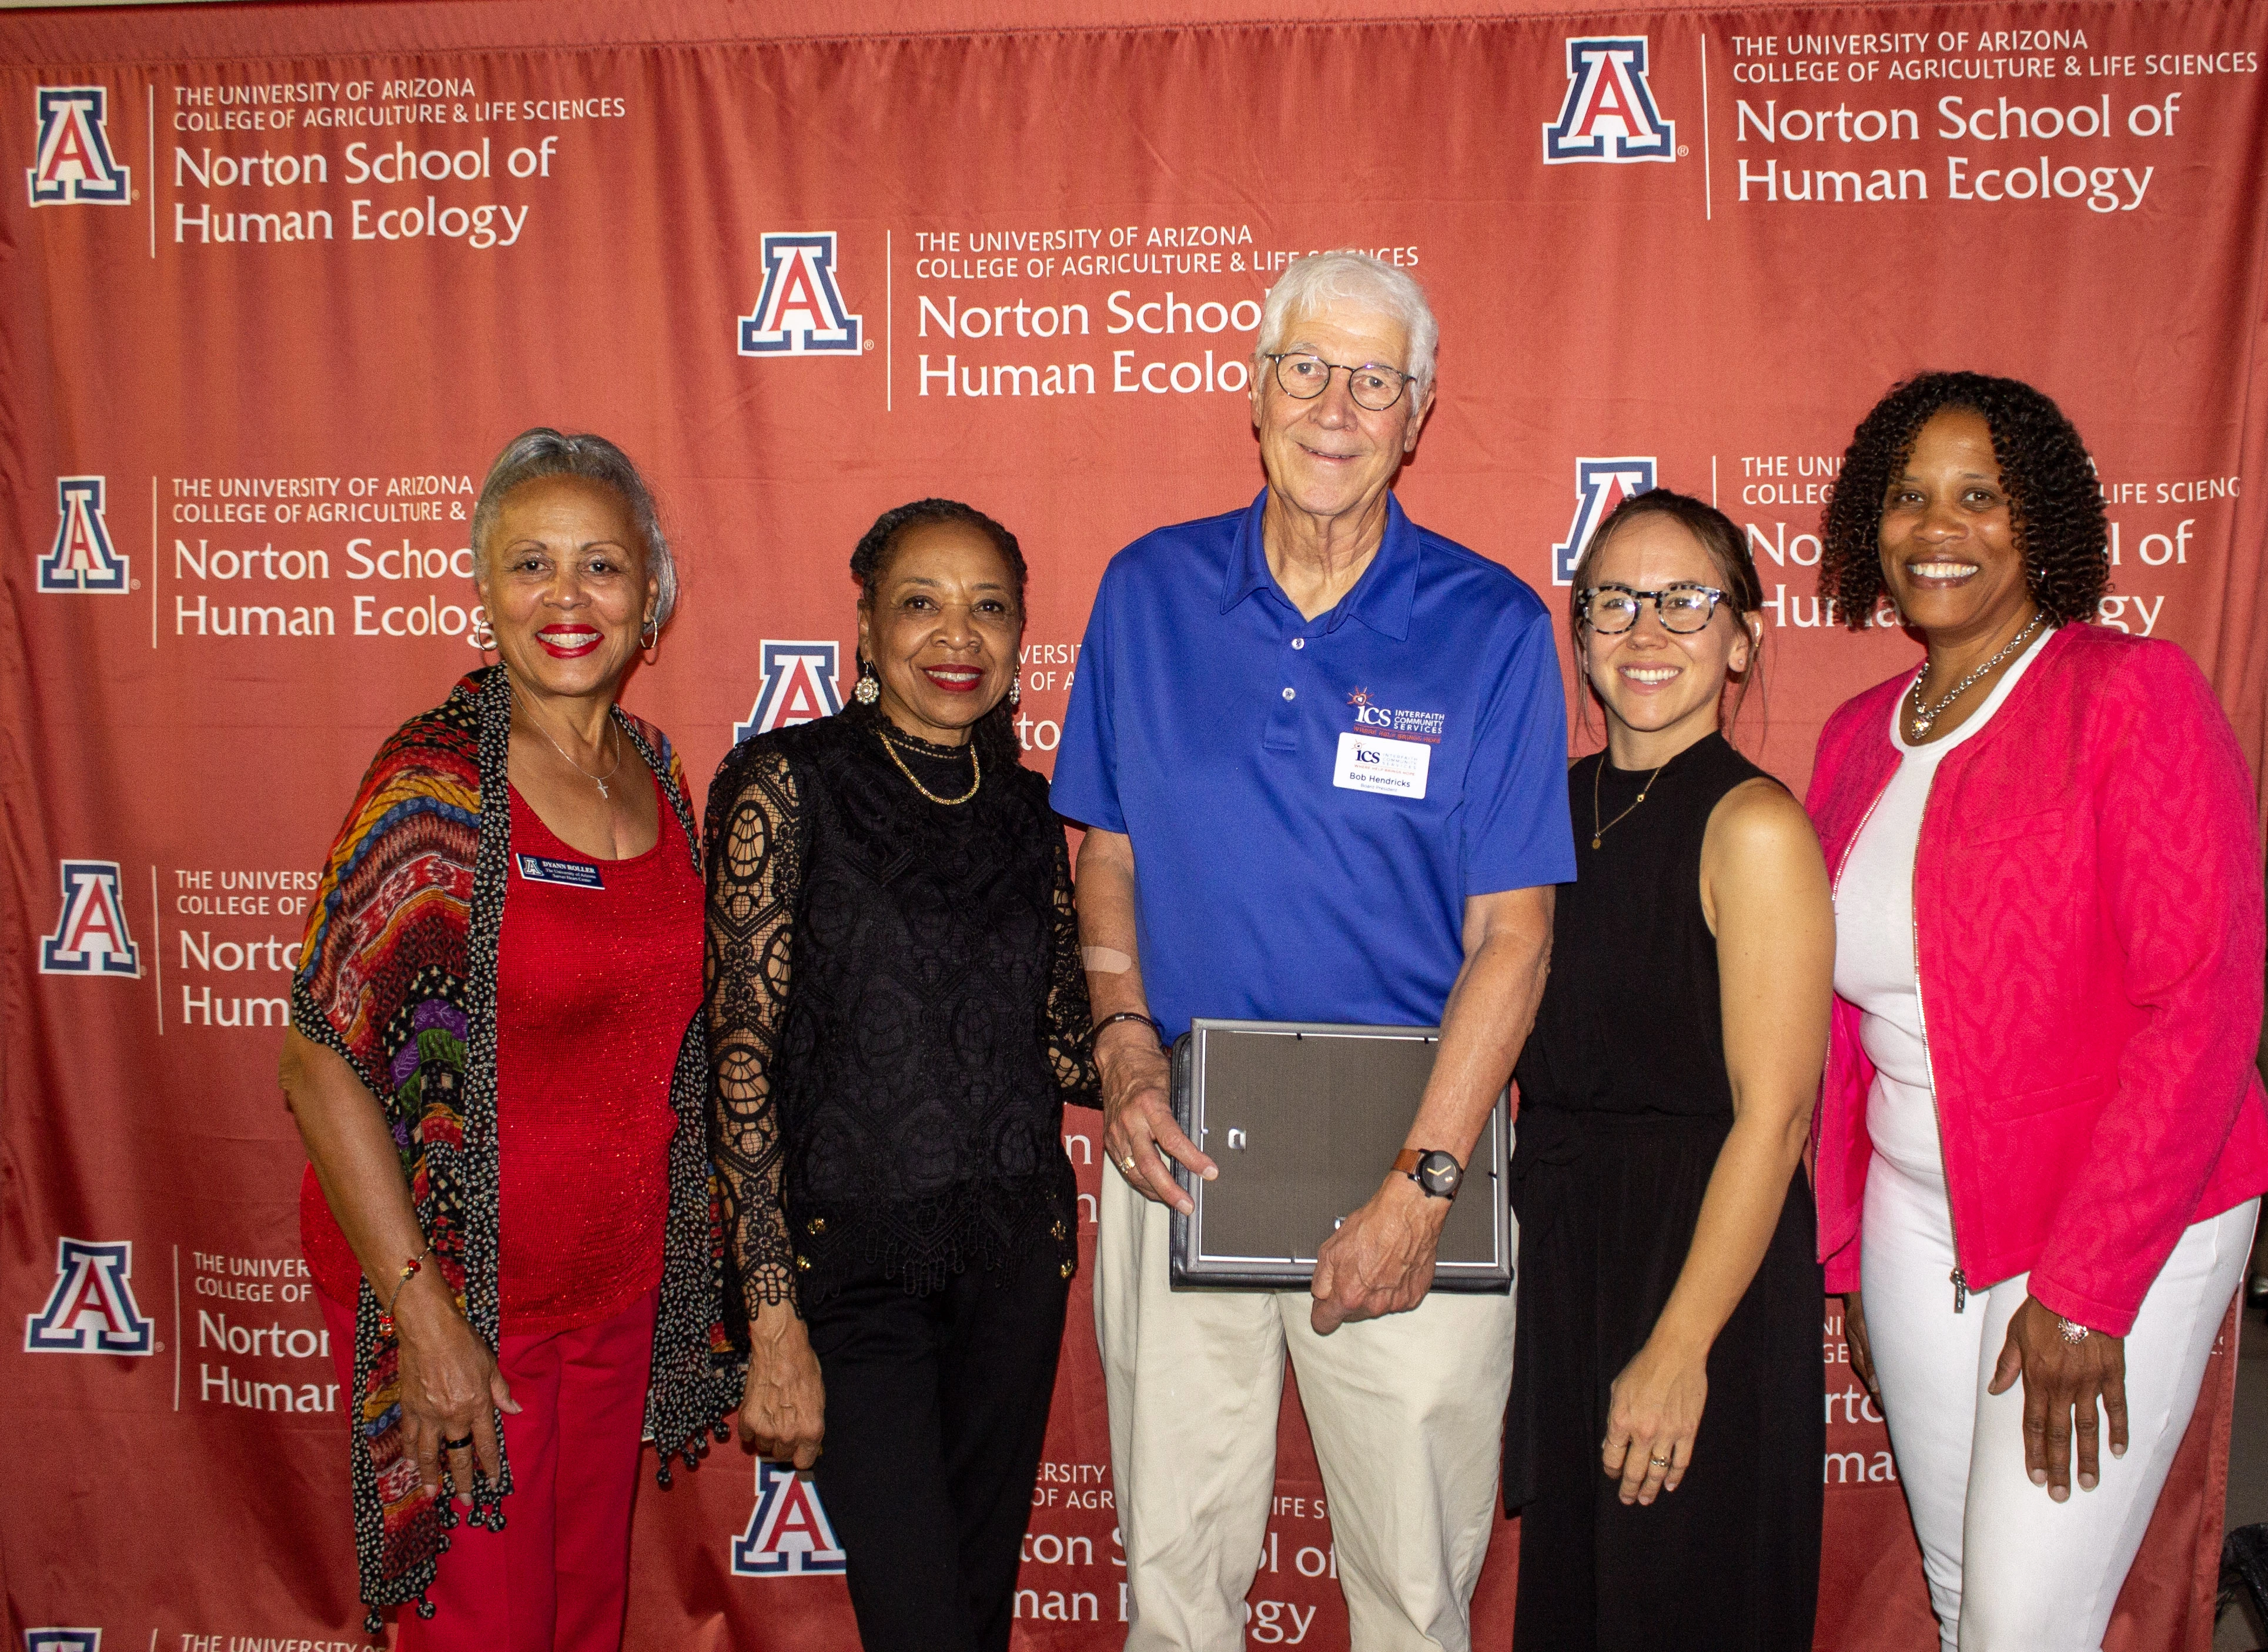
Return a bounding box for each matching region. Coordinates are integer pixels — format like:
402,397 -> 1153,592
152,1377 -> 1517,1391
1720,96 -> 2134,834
515,852 -> 605,889
1333,731 -> 1430,800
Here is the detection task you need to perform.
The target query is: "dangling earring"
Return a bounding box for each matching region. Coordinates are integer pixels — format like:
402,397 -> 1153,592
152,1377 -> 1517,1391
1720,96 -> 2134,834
853,657 -> 881,705
1008,675 -> 1021,707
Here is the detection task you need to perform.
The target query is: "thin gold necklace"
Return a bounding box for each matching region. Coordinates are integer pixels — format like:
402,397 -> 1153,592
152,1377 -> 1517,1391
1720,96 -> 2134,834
1591,751 -> 1670,850
516,687 -> 625,800
877,727 -> 981,805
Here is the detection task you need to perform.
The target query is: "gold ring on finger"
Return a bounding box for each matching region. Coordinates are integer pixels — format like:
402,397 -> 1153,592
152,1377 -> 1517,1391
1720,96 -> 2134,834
1648,1454 -> 1670,1467
1121,1153 -> 1139,1174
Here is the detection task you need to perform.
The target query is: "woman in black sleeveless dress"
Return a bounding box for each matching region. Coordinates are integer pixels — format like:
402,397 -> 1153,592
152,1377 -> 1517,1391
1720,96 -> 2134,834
1505,490 -> 1834,1651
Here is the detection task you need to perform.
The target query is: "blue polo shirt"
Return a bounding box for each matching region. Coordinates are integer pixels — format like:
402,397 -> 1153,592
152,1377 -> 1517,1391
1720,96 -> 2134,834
1051,489 -> 1574,1038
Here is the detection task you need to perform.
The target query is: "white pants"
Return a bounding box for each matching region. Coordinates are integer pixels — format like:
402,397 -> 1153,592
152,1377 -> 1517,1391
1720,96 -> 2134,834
1861,1150 -> 2254,1651
1096,1169 -> 1517,1652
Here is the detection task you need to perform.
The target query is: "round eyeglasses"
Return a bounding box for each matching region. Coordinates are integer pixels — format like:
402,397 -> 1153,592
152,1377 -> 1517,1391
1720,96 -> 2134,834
1262,352 -> 1417,412
1579,582 -> 1728,634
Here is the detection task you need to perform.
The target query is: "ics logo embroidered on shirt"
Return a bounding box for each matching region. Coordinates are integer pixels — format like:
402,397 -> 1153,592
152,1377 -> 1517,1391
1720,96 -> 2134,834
734,641 -> 844,743
1346,688 -> 1447,743
27,85 -> 131,205
39,476 -> 129,594
1551,457 -> 1657,585
25,1631 -> 103,1652
25,1239 -> 153,1356
738,232 -> 864,356
39,861 -> 142,978
731,1460 -> 848,1575
1543,38 -> 1677,164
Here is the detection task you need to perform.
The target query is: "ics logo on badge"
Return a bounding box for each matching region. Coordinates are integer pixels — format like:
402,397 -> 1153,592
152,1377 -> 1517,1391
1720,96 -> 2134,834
39,476 -> 129,594
1551,457 -> 1657,584
734,641 -> 843,743
1335,731 -> 1431,800
1543,38 -> 1676,164
731,1460 -> 848,1575
738,232 -> 864,356
39,860 -> 142,978
27,85 -> 130,205
25,1238 -> 154,1356
26,1631 -> 102,1652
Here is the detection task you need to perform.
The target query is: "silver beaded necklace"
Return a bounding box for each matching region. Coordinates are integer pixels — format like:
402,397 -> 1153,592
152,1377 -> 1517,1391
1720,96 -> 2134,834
1907,613 -> 2045,740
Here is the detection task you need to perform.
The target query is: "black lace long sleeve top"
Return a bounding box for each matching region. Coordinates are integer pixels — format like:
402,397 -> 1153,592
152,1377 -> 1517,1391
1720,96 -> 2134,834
703,702 -> 1099,1320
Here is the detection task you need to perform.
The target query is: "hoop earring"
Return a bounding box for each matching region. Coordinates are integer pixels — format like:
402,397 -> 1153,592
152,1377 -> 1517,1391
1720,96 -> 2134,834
853,657 -> 881,705
640,613 -> 659,663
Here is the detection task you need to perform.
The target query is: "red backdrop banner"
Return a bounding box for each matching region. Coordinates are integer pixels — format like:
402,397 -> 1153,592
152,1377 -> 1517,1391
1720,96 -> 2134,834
5,4 -> 2262,1649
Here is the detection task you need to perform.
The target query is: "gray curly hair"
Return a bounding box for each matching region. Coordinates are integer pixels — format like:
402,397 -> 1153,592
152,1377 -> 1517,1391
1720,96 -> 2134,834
469,428 -> 678,629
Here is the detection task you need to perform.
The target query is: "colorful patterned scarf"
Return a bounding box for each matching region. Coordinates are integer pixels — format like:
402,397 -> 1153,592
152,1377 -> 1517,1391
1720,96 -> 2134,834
293,666 -> 742,1630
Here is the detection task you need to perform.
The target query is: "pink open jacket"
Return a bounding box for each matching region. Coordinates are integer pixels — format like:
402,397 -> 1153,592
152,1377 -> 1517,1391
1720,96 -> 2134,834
1805,622 -> 2268,1336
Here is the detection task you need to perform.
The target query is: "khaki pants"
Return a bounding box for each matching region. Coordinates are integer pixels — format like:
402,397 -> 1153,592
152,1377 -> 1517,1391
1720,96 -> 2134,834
1097,1169 -> 1516,1652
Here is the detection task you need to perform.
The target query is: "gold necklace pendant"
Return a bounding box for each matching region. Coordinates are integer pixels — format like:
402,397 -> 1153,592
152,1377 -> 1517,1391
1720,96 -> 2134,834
878,727 -> 981,805
1591,752 -> 1670,850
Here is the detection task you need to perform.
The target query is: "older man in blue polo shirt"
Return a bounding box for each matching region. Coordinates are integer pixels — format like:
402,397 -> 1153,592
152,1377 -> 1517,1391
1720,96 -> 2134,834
1052,252 -> 1574,1652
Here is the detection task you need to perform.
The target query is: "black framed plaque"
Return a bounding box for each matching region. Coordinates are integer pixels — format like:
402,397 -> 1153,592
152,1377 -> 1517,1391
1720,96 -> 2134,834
1166,1019 -> 1511,1292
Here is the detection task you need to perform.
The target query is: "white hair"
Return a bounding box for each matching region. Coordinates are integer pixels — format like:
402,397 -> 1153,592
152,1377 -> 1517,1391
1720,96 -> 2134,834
470,427 -> 678,630
1253,252 -> 1439,392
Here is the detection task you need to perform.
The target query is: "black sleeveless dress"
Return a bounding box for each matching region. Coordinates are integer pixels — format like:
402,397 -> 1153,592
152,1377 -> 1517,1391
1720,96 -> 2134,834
1503,733 -> 1822,1652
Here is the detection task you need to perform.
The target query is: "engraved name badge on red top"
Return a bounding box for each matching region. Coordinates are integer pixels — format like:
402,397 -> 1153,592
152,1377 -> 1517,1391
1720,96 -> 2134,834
514,852 -> 605,889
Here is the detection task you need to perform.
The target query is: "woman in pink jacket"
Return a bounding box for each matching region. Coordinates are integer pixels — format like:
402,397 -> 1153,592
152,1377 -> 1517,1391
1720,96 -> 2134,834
1807,370 -> 2268,1650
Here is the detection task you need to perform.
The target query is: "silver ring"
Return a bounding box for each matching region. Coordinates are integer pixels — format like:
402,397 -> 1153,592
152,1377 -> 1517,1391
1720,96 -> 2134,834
1648,1454 -> 1671,1468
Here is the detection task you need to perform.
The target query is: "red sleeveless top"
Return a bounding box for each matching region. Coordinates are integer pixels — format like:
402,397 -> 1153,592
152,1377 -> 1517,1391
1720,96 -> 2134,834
304,774 -> 703,1334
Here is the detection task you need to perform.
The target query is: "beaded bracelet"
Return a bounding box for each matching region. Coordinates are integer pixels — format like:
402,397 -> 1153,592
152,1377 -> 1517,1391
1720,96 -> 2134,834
379,1238 -> 436,1326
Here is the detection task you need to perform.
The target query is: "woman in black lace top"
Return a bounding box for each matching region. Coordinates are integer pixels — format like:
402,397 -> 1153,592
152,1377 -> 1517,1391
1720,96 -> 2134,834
704,499 -> 1098,1652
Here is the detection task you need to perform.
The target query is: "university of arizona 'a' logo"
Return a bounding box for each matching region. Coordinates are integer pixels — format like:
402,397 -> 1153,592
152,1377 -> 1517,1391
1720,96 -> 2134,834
1543,39 -> 1675,163
27,86 -> 131,205
734,641 -> 843,743
25,1631 -> 102,1652
1551,457 -> 1657,584
39,476 -> 129,594
738,233 -> 862,355
39,861 -> 142,977
731,1461 -> 847,1575
25,1239 -> 153,1356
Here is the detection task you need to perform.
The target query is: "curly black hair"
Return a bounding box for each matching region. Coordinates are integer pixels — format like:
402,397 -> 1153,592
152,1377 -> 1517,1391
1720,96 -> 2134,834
849,497 -> 1029,767
1818,372 -> 2108,631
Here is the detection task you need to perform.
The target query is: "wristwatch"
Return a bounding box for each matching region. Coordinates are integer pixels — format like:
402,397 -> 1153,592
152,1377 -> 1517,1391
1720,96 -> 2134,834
1393,1149 -> 1463,1200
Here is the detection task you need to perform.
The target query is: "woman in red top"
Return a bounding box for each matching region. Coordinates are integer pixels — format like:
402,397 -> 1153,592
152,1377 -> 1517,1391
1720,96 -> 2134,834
1807,373 -> 2268,1649
282,429 -> 738,1646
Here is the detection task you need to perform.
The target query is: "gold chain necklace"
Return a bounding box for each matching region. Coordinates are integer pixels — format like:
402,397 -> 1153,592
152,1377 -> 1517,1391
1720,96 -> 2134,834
1591,752 -> 1670,851
1907,612 -> 2045,740
516,687 -> 625,800
877,727 -> 981,805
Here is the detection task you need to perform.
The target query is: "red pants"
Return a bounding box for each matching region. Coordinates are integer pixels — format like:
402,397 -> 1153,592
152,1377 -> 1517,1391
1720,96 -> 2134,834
321,1286 -> 658,1652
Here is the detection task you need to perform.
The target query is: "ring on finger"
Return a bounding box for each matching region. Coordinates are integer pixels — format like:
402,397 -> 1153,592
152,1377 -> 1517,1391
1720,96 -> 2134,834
440,1433 -> 474,1452
1648,1454 -> 1671,1467
1120,1152 -> 1139,1175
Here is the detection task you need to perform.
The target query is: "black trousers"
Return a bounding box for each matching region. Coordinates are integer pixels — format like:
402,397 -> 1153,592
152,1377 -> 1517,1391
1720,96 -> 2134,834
805,1244 -> 1069,1652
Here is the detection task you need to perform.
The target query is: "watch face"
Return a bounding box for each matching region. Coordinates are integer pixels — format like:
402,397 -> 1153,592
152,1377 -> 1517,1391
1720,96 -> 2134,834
1416,1151 -> 1461,1198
